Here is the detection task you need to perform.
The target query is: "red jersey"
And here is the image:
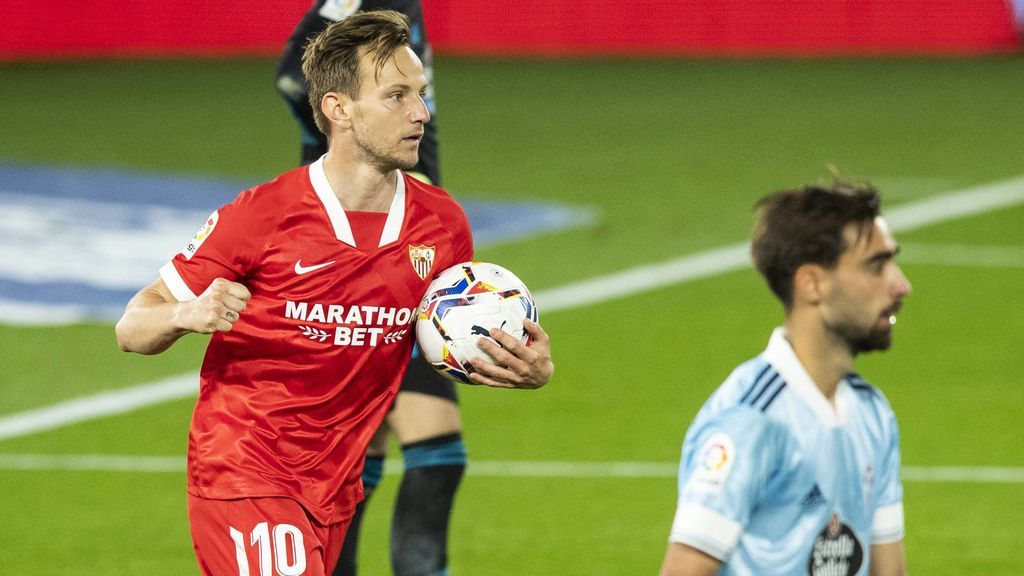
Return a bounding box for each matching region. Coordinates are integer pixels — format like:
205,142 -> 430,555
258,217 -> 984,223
160,159 -> 473,523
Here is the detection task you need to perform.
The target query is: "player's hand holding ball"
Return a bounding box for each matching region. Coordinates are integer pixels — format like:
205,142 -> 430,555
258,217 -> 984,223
469,317 -> 552,389
416,262 -> 553,389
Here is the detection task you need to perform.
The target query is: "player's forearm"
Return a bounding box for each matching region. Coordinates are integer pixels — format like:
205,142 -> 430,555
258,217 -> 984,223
115,290 -> 191,355
659,543 -> 723,576
870,541 -> 907,576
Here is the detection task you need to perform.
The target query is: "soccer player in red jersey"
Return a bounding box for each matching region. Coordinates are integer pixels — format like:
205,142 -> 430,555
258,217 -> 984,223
276,4 -> 475,575
115,11 -> 553,576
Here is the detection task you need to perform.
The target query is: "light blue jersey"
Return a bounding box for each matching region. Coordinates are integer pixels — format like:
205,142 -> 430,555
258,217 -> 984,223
669,329 -> 904,576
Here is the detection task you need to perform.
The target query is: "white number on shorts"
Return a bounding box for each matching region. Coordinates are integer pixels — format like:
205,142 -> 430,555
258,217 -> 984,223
230,522 -> 307,576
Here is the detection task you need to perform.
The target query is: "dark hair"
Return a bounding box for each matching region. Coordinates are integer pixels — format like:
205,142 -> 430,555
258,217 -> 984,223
751,180 -> 881,308
302,10 -> 412,135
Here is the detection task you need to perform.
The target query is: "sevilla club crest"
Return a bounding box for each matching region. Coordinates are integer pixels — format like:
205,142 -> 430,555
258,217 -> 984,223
408,244 -> 436,280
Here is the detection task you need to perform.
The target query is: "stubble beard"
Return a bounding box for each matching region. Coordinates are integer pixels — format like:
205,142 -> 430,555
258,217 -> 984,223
827,313 -> 893,356
352,124 -> 418,173
825,285 -> 894,356
840,324 -> 892,355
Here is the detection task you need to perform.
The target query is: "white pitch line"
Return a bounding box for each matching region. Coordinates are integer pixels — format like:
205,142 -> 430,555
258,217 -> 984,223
883,175 -> 1024,232
900,466 -> 1024,484
1,175 -> 1023,441
0,373 -> 198,441
0,453 -> 186,473
899,243 -> 1024,269
535,174 -> 1024,313
0,453 -> 1021,484
535,243 -> 751,313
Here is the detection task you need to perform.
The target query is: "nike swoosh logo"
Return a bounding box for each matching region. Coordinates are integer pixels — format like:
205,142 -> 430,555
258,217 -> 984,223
294,260 -> 336,275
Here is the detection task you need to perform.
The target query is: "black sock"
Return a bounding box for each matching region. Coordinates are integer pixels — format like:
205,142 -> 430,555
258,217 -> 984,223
391,433 -> 467,576
333,455 -> 384,576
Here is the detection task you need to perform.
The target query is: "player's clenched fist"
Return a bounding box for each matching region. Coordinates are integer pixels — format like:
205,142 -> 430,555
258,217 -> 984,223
117,277 -> 251,354
181,278 -> 251,334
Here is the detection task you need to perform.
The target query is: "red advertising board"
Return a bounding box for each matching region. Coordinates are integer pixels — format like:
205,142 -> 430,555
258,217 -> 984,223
423,0 -> 1020,56
1,0 -> 309,59
1,0 -> 1018,59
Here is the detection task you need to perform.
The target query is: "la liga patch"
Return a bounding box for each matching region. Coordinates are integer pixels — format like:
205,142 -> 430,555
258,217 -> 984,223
690,432 -> 736,494
182,210 -> 218,260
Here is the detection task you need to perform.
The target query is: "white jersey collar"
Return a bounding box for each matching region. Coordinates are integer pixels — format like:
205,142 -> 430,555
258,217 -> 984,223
309,156 -> 407,248
762,327 -> 852,427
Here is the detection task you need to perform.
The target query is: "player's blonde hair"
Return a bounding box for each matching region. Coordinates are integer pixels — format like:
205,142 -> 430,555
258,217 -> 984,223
301,10 -> 412,136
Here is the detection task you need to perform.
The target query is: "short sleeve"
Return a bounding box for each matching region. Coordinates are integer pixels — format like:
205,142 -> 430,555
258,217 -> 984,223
669,409 -> 784,560
160,188 -> 276,302
872,408 -> 904,544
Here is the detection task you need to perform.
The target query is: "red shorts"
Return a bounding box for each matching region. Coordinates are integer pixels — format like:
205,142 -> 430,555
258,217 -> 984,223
188,495 -> 352,576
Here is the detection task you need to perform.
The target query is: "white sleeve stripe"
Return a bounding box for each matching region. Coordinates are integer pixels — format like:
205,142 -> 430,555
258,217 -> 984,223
159,262 -> 198,302
669,503 -> 743,560
872,501 -> 905,543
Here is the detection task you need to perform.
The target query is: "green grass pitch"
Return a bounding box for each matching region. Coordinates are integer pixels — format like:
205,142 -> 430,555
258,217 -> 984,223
1,56 -> 1023,574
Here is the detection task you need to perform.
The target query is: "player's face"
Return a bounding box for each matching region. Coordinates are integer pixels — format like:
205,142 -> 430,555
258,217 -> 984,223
349,46 -> 431,172
822,217 -> 911,354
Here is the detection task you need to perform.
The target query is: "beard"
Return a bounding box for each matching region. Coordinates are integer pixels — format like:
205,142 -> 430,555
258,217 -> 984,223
351,121 -> 418,172
824,284 -> 898,356
832,321 -> 893,355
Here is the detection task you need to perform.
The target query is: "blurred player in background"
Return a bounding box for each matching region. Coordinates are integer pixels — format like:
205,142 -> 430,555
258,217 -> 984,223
276,3 -> 462,576
660,181 -> 910,576
118,11 -> 553,576
1013,0 -> 1024,40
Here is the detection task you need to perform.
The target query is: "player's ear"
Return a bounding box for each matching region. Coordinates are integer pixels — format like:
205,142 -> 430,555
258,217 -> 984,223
321,91 -> 354,130
793,263 -> 829,306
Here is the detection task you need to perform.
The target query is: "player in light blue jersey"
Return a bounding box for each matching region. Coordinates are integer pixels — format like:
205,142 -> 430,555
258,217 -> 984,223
661,180 -> 911,576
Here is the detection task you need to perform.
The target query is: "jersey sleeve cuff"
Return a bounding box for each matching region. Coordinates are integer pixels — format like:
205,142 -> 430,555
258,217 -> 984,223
668,503 -> 742,561
160,261 -> 198,302
871,501 -> 905,544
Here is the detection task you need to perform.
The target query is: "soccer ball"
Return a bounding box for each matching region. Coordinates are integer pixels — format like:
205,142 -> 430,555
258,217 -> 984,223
416,262 -> 538,383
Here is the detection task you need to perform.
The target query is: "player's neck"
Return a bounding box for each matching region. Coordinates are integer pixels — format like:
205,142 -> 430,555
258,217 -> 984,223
321,149 -> 398,212
784,316 -> 854,406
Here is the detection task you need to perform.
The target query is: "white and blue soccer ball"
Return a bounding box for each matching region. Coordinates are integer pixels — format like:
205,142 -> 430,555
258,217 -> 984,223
416,262 -> 538,383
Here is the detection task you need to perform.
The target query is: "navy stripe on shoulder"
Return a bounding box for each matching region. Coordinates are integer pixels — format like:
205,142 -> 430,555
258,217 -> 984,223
739,364 -> 777,405
748,373 -> 781,406
760,381 -> 788,412
846,371 -> 875,391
